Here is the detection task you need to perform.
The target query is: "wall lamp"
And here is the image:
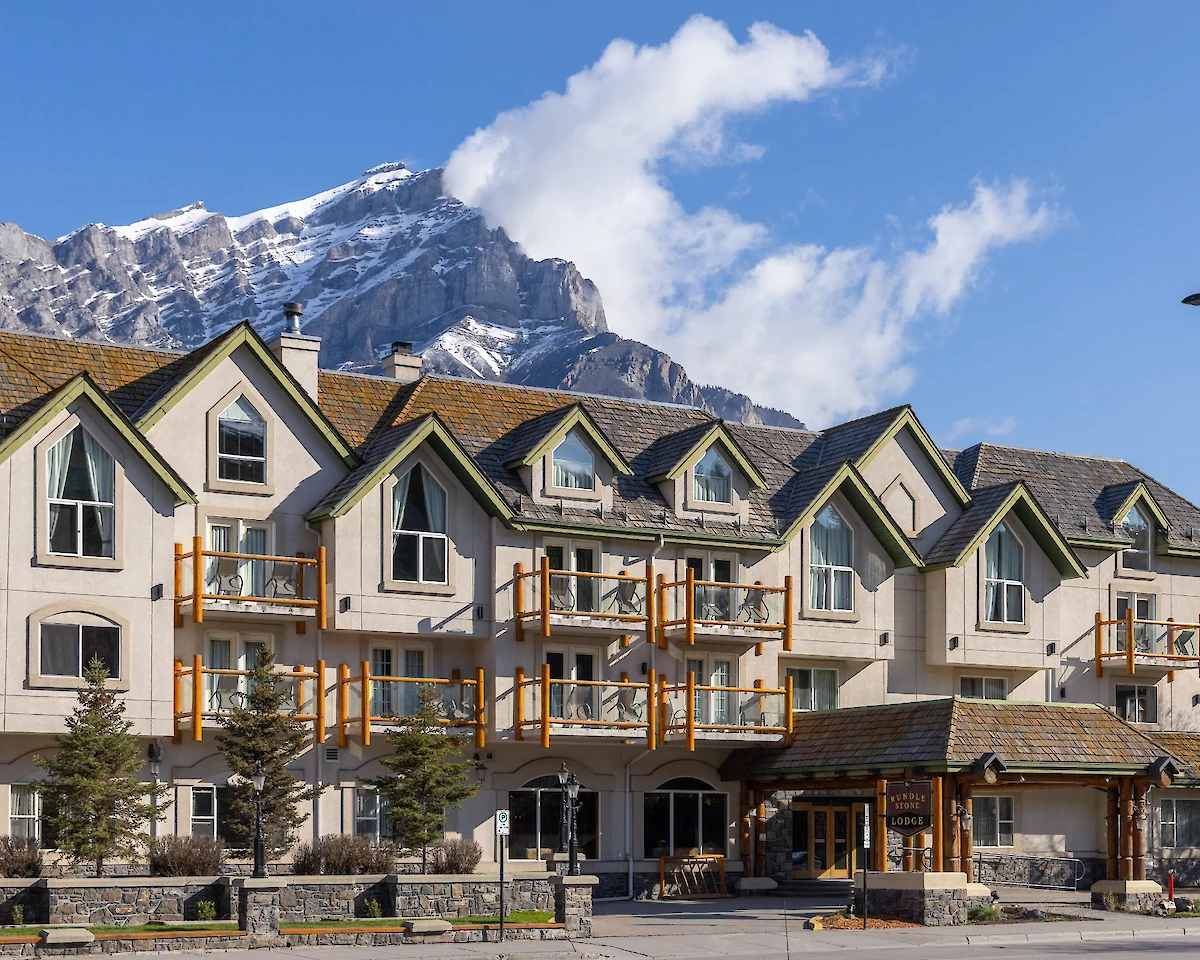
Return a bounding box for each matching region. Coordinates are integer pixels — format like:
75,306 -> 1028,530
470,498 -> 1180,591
948,636 -> 960,650
879,632 -> 890,646
1046,642 -> 1056,655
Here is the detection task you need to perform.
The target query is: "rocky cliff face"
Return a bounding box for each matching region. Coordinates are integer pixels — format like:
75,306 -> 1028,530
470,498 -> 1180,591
0,163 -> 800,427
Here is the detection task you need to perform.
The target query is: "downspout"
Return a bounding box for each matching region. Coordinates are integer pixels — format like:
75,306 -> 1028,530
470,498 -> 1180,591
595,747 -> 650,902
305,518 -> 324,838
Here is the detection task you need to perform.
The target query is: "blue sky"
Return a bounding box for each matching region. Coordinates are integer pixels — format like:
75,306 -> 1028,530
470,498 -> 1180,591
4,2 -> 1200,497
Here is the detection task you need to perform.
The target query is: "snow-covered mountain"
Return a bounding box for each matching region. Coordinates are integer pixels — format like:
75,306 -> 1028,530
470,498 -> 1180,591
0,163 -> 800,427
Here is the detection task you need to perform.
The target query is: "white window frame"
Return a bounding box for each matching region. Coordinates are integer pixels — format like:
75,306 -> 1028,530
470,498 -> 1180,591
207,518 -> 274,598
204,632 -> 274,711
1115,682 -> 1158,723
369,641 -> 430,718
391,464 -> 449,585
46,425 -> 116,560
809,504 -> 854,613
543,539 -> 601,613
550,432 -> 595,491
354,786 -> 393,840
1161,798 -> 1200,848
693,447 -> 733,504
216,396 -> 267,485
786,667 -> 840,712
191,785 -> 219,838
1120,503 -> 1153,572
39,617 -> 121,680
544,644 -> 601,720
960,676 -> 1008,700
685,653 -> 736,725
9,784 -> 50,848
983,523 -> 1025,624
1115,592 -> 1157,654
972,796 -> 1015,848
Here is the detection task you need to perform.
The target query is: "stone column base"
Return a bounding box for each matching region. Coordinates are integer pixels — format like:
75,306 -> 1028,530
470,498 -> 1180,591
851,871 -> 970,926
1090,879 -> 1163,914
553,875 -> 597,938
237,877 -> 287,947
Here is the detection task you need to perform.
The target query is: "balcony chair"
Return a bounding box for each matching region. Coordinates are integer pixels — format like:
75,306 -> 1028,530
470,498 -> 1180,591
549,577 -> 575,612
564,686 -> 594,721
442,695 -> 474,724
615,687 -> 643,723
206,557 -> 243,597
1176,629 -> 1198,656
264,559 -> 299,600
739,695 -> 765,728
612,576 -> 643,616
699,587 -> 731,622
737,587 -> 769,623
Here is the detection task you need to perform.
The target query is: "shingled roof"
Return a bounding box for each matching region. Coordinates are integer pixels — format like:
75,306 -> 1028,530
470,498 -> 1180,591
719,698 -> 1182,781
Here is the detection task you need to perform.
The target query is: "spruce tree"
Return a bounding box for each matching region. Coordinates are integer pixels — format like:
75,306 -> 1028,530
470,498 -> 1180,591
215,648 -> 322,853
366,683 -> 481,873
35,657 -> 168,877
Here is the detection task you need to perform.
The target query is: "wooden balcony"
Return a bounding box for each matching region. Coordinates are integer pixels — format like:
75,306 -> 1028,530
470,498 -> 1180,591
174,537 -> 326,627
656,569 -> 793,650
658,675 -> 793,750
514,664 -> 657,747
514,560 -> 654,643
1094,611 -> 1200,677
172,657 -> 485,748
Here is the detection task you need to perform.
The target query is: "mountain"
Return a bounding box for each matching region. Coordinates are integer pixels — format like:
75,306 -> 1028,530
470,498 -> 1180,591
0,163 -> 801,427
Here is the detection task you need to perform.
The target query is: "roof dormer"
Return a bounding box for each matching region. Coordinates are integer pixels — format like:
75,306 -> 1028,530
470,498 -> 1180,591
503,403 -> 630,506
645,421 -> 766,523
1100,481 -> 1169,576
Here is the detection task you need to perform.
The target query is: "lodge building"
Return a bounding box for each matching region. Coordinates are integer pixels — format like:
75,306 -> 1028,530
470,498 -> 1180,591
0,317 -> 1197,893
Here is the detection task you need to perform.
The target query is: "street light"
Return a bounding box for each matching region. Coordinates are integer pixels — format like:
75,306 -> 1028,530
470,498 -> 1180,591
557,762 -> 569,855
565,773 -> 581,876
251,763 -> 267,879
146,742 -> 163,840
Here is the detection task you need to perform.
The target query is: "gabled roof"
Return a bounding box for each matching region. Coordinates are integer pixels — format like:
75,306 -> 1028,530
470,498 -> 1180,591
306,414 -> 512,523
134,321 -> 358,467
1099,480 -> 1170,534
502,403 -> 632,475
719,698 -> 1184,781
779,460 -> 922,568
0,373 -> 194,506
923,481 -> 1087,578
1150,732 -> 1200,783
644,420 -> 767,489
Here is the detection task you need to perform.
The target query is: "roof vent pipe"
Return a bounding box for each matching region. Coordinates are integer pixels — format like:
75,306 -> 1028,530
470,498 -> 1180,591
282,302 -> 305,336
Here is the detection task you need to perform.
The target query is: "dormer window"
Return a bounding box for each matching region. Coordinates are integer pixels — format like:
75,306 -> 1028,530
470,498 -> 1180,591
810,504 -> 853,611
392,464 -> 448,584
1121,504 -> 1151,571
47,425 -> 115,559
552,433 -> 594,491
217,397 -> 266,484
983,522 -> 1024,623
694,448 -> 732,504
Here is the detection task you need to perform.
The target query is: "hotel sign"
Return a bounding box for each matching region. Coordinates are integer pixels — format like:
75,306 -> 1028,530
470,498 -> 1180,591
886,781 -> 932,837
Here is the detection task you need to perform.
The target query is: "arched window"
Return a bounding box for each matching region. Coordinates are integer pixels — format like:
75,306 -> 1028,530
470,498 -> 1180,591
693,448 -> 732,504
644,778 -> 727,858
810,504 -> 853,611
39,611 -> 120,679
508,774 -> 598,861
392,464 -> 448,583
217,396 -> 266,484
552,433 -> 594,490
1121,504 -> 1151,571
47,425 -> 114,558
984,522 -> 1024,623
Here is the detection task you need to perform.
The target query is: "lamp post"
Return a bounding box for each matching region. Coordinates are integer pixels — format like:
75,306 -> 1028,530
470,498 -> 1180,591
251,763 -> 267,879
557,762 -> 569,855
566,772 -> 581,876
146,742 -> 163,840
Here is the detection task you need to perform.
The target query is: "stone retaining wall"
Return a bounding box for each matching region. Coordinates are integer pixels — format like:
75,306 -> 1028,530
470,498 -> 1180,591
279,876 -> 393,921
0,882 -> 46,926
46,879 -> 230,925
394,875 -> 554,919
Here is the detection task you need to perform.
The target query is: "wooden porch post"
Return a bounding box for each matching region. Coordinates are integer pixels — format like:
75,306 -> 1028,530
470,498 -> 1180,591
875,779 -> 888,872
1133,782 -> 1147,881
1106,787 -> 1119,881
1119,777 -> 1134,880
960,783 -> 974,882
931,776 -> 944,872
755,795 -> 768,877
740,784 -> 752,876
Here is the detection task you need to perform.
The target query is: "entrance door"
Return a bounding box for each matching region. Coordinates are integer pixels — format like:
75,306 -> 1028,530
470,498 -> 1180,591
790,802 -> 869,879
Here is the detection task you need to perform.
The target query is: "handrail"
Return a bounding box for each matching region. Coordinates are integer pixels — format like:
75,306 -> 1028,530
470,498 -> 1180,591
655,569 -> 792,649
337,663 -> 485,750
972,851 -> 1086,891
658,673 -> 793,751
514,664 -> 657,749
513,560 -> 655,644
660,578 -> 787,592
1094,611 -> 1200,677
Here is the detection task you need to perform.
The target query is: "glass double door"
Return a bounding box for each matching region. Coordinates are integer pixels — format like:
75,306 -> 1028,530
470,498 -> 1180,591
790,801 -> 869,879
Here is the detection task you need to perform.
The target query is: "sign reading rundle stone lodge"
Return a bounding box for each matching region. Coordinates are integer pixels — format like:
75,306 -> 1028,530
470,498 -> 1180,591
886,781 -> 933,837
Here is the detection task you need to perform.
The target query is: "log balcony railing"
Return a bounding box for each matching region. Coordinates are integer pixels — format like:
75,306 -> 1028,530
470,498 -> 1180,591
657,675 -> 792,751
1094,611 -> 1200,677
656,569 -> 793,649
174,537 -> 326,627
514,560 -> 655,643
514,664 -> 657,748
172,657 -> 485,748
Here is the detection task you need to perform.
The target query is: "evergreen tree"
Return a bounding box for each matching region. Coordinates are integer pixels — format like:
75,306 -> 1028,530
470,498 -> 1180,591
35,657 -> 168,877
366,683 -> 481,873
215,648 -> 322,853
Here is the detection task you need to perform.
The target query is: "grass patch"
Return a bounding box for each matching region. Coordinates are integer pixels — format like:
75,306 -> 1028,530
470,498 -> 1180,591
280,910 -> 554,931
0,928 -> 43,938
968,904 -> 1003,923
89,923 -> 240,935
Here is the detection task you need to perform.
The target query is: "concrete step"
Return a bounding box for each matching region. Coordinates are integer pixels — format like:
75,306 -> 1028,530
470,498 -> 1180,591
771,879 -> 853,899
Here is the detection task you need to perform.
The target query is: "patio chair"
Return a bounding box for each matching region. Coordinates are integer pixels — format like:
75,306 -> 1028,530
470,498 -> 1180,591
442,695 -> 474,724
739,695 -> 765,728
615,687 -> 643,723
1176,629 -> 1198,656
264,559 -> 299,600
700,586 -> 731,622
565,686 -> 594,721
613,575 -> 643,616
206,556 -> 243,596
549,576 -> 575,612
737,587 -> 769,623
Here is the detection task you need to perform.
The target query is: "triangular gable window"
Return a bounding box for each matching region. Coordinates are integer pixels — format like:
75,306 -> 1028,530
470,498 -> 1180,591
1121,503 -> 1151,571
694,448 -> 732,503
552,433 -> 595,491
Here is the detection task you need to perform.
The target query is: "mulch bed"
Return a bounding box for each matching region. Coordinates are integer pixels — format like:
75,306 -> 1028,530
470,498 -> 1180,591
814,914 -> 919,929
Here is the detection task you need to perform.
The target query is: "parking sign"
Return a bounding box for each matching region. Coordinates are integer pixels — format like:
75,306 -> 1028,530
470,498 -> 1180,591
496,809 -> 510,836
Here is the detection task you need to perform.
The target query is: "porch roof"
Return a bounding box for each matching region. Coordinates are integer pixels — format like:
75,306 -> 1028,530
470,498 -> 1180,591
719,698 -> 1183,781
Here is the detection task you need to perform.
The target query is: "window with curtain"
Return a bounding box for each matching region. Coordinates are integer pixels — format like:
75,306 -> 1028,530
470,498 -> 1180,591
509,775 -> 598,860
217,397 -> 267,484
39,614 -> 120,678
960,676 -> 1008,700
643,778 -> 727,858
552,433 -> 594,490
810,505 -> 853,611
687,656 -> 733,725
391,464 -> 448,583
972,796 -> 1014,847
1121,504 -> 1152,571
786,667 -> 839,711
1161,798 -> 1200,848
10,785 -> 56,849
693,448 -> 733,503
47,425 -> 115,558
983,523 -> 1024,623
1116,683 -> 1158,723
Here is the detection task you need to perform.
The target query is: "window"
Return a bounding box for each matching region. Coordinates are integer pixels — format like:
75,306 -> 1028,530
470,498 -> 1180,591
46,425 -> 115,559
972,796 -> 1014,848
983,523 -> 1024,623
545,542 -> 597,613
551,433 -> 594,490
10,785 -> 55,848
40,615 -> 120,678
1116,683 -> 1158,723
207,519 -> 271,598
370,646 -> 427,718
810,504 -> 853,612
509,775 -> 598,860
960,677 -> 1008,700
1121,504 -> 1152,571
644,778 -> 727,858
1161,798 -> 1200,848
546,647 -> 598,720
391,464 -> 448,584
217,396 -> 267,484
687,656 -> 734,725
687,554 -> 735,621
205,634 -> 272,711
693,448 -> 732,504
786,668 -> 839,711
1116,592 -> 1157,654
355,788 -> 394,841
191,786 -> 235,843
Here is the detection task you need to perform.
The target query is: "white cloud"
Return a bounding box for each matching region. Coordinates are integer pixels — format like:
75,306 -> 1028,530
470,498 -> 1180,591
444,16 -> 1055,427
944,415 -> 1018,444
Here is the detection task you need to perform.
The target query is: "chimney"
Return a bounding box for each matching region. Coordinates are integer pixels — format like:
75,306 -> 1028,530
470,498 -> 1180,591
382,341 -> 422,384
268,302 -> 321,399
